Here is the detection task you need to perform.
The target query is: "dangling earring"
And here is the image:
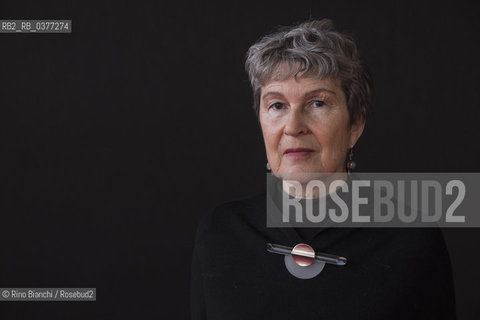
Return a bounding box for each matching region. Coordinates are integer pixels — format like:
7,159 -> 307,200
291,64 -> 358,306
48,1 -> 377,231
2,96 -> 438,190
346,148 -> 356,174
266,162 -> 271,171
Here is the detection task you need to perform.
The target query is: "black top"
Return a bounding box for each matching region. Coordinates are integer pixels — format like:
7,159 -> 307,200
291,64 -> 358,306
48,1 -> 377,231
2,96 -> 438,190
190,192 -> 456,319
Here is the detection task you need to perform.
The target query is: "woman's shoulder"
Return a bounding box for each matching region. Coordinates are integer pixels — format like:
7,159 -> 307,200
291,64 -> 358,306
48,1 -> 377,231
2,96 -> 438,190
199,192 -> 265,226
194,193 -> 266,239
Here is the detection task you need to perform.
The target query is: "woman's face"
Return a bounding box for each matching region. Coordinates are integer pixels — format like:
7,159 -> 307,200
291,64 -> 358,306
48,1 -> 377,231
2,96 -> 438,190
259,76 -> 364,178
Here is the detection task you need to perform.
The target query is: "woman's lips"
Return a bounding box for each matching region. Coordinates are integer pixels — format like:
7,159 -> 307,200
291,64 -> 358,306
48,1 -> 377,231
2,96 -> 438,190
283,148 -> 315,158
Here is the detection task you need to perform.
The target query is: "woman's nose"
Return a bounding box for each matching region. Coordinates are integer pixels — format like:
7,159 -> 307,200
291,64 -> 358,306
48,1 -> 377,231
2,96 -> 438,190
283,108 -> 309,136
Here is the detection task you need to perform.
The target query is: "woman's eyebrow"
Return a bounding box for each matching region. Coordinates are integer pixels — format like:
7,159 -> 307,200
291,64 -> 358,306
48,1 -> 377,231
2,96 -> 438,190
261,91 -> 284,100
262,88 -> 336,101
303,88 -> 336,97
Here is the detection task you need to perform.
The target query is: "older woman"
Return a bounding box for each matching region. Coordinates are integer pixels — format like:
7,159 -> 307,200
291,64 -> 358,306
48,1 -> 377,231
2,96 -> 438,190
190,19 -> 455,319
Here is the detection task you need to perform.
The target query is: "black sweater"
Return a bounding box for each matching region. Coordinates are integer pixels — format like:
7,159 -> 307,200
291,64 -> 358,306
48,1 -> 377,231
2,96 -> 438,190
190,193 -> 456,319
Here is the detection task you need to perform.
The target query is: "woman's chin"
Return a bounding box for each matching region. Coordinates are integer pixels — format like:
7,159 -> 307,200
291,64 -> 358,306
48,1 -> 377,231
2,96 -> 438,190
277,167 -> 323,182
276,166 -> 345,183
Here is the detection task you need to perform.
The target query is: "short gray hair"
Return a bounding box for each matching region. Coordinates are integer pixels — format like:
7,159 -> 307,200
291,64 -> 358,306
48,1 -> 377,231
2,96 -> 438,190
245,19 -> 373,124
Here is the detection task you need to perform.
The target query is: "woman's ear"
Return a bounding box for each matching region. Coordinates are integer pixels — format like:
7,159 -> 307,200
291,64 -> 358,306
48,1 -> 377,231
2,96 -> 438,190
349,117 -> 366,148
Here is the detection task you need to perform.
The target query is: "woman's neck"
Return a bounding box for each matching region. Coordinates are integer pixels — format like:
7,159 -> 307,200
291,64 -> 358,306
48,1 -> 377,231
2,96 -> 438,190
281,172 -> 348,199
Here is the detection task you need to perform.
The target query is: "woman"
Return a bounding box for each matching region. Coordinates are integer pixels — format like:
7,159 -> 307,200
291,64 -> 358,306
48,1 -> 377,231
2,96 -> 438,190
190,19 -> 455,319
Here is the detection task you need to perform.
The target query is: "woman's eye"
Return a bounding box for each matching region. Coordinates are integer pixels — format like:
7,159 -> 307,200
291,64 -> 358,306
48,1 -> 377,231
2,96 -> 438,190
312,100 -> 326,107
270,102 -> 285,110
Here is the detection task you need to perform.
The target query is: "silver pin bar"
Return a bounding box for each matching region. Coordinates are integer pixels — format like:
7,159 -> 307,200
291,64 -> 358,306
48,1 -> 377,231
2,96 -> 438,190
266,243 -> 347,266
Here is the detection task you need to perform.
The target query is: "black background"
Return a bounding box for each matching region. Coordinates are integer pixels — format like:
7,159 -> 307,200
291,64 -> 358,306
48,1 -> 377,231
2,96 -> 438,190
1,1 -> 479,319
